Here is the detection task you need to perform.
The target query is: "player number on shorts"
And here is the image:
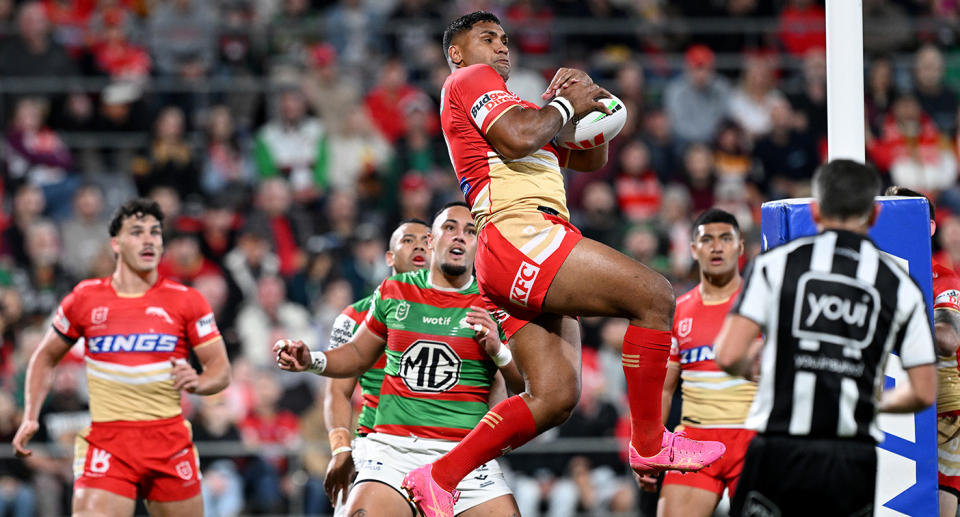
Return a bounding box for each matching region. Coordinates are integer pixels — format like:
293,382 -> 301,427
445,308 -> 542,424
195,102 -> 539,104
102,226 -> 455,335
400,340 -> 462,393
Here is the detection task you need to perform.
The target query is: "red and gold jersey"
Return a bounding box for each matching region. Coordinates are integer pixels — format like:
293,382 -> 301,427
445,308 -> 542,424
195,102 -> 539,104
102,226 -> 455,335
440,63 -> 571,230
53,277 -> 221,423
934,262 -> 960,414
670,285 -> 757,428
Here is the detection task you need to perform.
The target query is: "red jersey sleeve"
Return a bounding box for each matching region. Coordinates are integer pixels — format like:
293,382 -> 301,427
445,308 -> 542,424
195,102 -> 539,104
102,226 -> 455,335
449,64 -> 523,135
184,288 -> 222,348
933,264 -> 960,313
52,291 -> 82,343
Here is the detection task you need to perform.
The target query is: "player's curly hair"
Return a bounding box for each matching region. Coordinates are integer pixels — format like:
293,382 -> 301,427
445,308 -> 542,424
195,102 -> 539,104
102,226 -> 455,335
108,198 -> 165,237
442,11 -> 501,54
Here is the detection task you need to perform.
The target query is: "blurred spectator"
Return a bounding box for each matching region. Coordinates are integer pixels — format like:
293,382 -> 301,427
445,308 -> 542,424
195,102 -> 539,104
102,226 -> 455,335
312,276 -> 354,347
384,0 -> 445,76
935,211 -> 960,275
239,369 -> 301,514
613,60 -> 646,111
237,275 -> 314,369
3,97 -> 76,219
246,178 -> 312,277
395,173 -> 433,224
202,105 -> 255,197
222,219 -> 281,304
596,318 -> 628,410
364,59 -> 438,144
324,0 -> 377,71
49,90 -> 94,132
713,120 -> 755,183
300,43 -> 362,136
680,143 -> 717,213
788,48 -> 827,143
504,0 -> 553,55
11,219 -> 76,320
131,106 -> 201,201
658,184 -> 695,279
612,140 -> 662,223
192,394 -> 244,517
392,97 -> 446,179
268,0 -> 322,58
576,181 -> 624,248
59,183 -> 107,280
198,197 -> 240,265
777,0 -> 825,57
639,110 -> 679,184
0,2 -> 77,117
89,9 -> 150,79
866,55 -> 897,137
868,95 -> 958,195
254,89 -> 329,202
157,230 -> 222,285
0,390 -> 34,517
664,45 -> 731,147
622,224 -> 669,275
752,96 -> 820,199
2,184 -> 45,268
862,0 -> 911,54
342,224 -> 389,297
212,1 -> 261,131
504,52 -> 547,104
326,110 -> 391,193
193,272 -> 239,357
728,52 -> 784,139
913,44 -> 958,136
147,0 -> 216,78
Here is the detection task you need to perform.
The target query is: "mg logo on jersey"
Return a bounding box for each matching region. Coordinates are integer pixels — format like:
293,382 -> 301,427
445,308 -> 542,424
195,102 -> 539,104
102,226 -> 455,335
91,306 -> 109,325
90,448 -> 111,474
146,307 -> 174,324
793,272 -> 880,350
510,262 -> 540,307
677,317 -> 693,338
400,340 -> 461,393
175,460 -> 193,480
395,301 -> 410,321
88,333 -> 178,353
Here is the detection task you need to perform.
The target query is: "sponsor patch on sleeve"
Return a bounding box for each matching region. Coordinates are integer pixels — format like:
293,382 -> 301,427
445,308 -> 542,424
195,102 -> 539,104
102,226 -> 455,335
196,313 -> 217,337
53,306 -> 70,334
935,289 -> 960,312
328,313 -> 356,350
470,90 -> 520,130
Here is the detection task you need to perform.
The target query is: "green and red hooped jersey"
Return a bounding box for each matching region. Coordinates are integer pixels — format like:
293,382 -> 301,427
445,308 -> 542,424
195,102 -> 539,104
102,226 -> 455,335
329,294 -> 386,435
365,268 -> 505,441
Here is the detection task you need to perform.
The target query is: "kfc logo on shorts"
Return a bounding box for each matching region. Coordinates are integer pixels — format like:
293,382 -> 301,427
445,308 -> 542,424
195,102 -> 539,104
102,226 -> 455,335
677,318 -> 693,338
175,460 -> 193,480
90,448 -> 111,474
510,262 -> 541,307
91,307 -> 109,325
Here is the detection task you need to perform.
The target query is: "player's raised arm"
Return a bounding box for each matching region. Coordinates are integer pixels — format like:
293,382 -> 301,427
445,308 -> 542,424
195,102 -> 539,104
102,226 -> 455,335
275,323 -> 386,377
13,328 -> 73,457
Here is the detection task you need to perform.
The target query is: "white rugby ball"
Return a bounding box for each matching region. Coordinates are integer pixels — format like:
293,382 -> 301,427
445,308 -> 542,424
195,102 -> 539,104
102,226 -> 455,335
555,95 -> 627,150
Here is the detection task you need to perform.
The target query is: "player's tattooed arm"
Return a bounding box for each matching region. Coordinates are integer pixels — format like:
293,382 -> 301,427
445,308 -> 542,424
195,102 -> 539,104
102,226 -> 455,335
934,308 -> 960,356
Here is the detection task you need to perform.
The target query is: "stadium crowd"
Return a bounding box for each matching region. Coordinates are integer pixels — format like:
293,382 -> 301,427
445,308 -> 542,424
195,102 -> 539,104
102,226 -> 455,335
2,0 -> 960,515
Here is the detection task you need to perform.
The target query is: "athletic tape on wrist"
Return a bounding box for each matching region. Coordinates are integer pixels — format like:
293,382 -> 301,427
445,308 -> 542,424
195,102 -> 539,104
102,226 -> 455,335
331,446 -> 353,456
548,96 -> 573,126
308,351 -> 327,374
492,343 -> 513,367
328,427 -> 352,451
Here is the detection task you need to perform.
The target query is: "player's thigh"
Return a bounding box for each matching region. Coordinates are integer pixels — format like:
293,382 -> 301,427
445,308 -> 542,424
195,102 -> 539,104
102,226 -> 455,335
343,480 -> 414,517
511,314 -> 581,397
657,483 -> 720,517
143,494 -> 202,517
457,494 -> 521,517
72,487 -> 137,517
939,489 -> 958,517
543,237 -> 674,328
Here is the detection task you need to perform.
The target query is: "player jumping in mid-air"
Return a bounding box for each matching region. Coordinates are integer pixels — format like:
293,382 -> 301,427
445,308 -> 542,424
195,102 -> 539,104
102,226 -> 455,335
276,202 -> 526,516
12,199 -> 231,517
323,218 -> 432,516
885,186 -> 960,517
639,209 -> 757,516
398,11 -> 725,516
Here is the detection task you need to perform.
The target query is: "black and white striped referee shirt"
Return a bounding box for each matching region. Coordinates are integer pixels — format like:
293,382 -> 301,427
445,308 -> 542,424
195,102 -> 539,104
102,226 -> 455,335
732,229 -> 936,443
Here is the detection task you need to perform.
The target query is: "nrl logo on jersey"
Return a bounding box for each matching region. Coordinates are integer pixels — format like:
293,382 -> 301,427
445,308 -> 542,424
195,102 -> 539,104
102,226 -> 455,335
677,317 -> 693,338
91,307 -> 109,325
395,301 -> 410,321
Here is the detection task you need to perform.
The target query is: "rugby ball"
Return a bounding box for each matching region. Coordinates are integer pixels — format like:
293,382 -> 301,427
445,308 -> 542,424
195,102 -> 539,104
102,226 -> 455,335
555,95 -> 627,150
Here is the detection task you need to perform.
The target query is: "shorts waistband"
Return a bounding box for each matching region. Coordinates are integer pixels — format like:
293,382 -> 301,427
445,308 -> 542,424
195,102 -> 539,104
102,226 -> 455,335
537,205 -> 560,216
92,414 -> 185,428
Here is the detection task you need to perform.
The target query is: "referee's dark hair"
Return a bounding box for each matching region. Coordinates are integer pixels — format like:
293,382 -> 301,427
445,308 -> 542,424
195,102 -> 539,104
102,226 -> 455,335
812,159 -> 882,220
692,208 -> 740,239
108,198 -> 165,237
884,186 -> 935,221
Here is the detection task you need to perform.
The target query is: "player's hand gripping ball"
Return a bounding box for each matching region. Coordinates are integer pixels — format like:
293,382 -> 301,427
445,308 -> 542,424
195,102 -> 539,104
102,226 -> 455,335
555,94 -> 627,150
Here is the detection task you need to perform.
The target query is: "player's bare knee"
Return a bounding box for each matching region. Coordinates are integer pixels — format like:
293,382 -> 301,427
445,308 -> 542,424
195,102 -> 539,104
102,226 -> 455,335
628,272 -> 675,325
542,381 -> 580,427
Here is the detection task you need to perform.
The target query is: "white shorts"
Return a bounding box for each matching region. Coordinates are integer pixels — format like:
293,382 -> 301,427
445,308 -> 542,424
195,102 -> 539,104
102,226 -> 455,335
355,432 -> 513,514
332,436 -> 371,517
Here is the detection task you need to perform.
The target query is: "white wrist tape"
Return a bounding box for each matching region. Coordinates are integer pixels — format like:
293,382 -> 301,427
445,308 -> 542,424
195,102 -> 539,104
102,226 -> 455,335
308,351 -> 327,374
548,96 -> 573,126
492,343 -> 513,367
